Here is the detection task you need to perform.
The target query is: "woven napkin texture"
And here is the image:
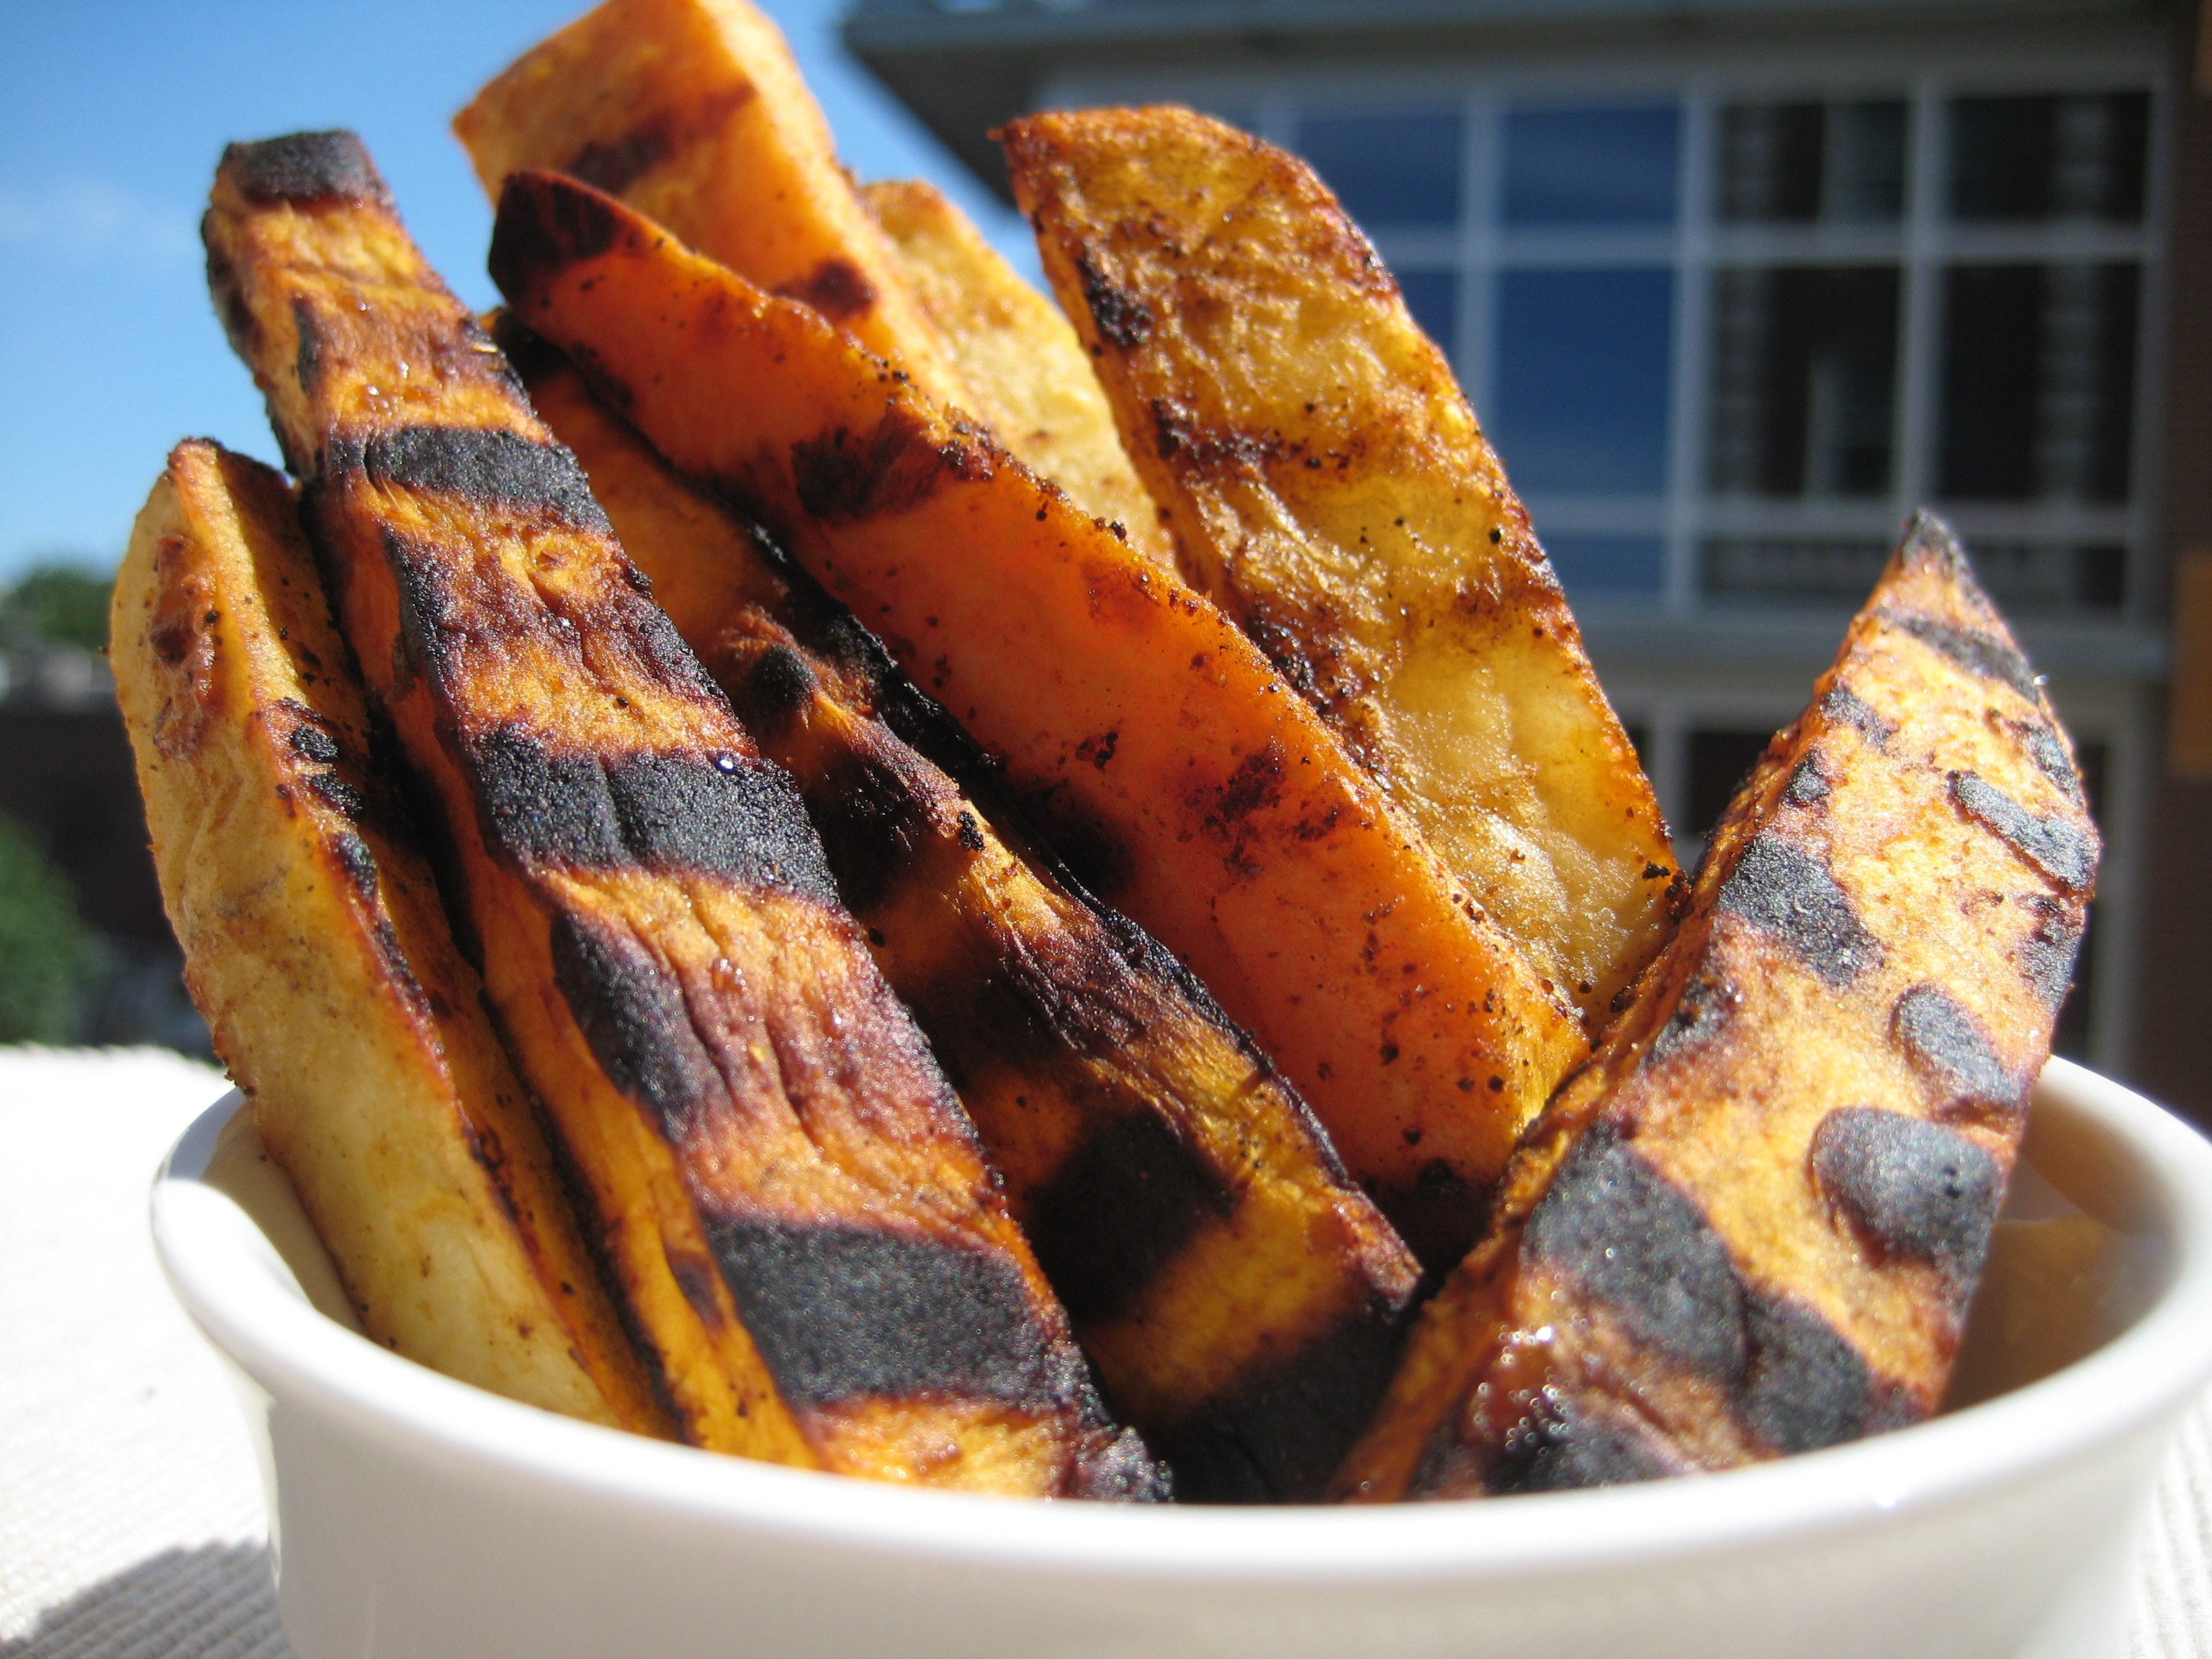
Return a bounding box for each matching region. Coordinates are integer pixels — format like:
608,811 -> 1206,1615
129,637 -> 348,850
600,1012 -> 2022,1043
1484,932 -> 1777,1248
1,1045 -> 2206,1658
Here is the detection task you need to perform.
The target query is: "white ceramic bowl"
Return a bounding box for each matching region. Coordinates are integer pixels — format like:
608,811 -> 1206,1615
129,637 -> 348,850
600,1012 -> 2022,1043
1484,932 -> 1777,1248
153,1058 -> 2212,1659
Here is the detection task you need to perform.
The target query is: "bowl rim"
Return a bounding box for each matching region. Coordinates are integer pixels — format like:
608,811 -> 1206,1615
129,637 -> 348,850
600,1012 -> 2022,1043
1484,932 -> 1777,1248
152,1057 -> 2212,1585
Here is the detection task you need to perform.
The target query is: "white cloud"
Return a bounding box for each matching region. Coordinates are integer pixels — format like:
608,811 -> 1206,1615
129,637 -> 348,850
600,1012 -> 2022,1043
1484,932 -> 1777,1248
0,180 -> 199,271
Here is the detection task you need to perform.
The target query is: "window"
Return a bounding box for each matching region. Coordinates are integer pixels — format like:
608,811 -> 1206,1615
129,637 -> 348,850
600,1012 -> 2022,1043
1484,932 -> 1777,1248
1938,263 -> 2139,503
1708,266 -> 1899,498
1719,99 -> 1907,222
1275,76 -> 2152,619
1492,269 -> 1673,493
1295,109 -> 1462,228
1949,93 -> 2149,222
1503,104 -> 1680,225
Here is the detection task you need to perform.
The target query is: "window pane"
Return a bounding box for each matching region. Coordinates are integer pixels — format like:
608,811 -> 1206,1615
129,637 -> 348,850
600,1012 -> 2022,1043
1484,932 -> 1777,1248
1689,727 -> 1779,838
1492,268 -> 1673,493
1948,92 -> 2150,222
1544,535 -> 1665,601
1296,109 -> 1462,228
1708,266 -> 1899,498
1503,104 -> 1680,226
1703,538 -> 1890,605
1939,263 -> 2139,503
1397,269 -> 1458,364
1719,100 -> 1906,222
1967,543 -> 2128,612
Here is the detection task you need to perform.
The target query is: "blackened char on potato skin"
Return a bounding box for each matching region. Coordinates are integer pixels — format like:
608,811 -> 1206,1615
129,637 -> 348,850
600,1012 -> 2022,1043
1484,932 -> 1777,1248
204,128 -> 1162,1500
1337,514 -> 2098,1500
502,323 -> 1423,1503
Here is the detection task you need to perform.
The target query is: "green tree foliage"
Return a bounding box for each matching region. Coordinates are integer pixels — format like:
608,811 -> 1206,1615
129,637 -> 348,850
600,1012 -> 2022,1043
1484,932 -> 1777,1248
1,563 -> 114,652
0,810 -> 91,1042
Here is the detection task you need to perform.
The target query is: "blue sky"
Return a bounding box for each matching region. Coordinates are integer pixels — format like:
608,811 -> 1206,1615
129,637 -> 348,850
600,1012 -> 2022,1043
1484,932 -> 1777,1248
0,0 -> 1030,585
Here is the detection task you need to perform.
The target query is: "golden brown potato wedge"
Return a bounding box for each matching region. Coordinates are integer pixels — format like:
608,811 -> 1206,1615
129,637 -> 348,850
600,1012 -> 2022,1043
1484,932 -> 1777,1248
204,129 -> 1159,1498
860,179 -> 1173,570
510,322 -> 1423,1498
1004,108 -> 1682,1027
490,166 -> 1589,1269
1336,517 -> 2097,1498
112,438 -> 665,1436
455,0 -> 971,411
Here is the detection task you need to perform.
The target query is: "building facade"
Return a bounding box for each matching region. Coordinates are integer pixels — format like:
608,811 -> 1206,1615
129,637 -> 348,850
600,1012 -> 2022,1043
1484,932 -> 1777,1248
846,0 -> 2209,1116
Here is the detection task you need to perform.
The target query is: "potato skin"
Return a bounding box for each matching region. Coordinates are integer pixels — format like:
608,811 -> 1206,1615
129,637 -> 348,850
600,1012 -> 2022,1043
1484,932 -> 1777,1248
860,179 -> 1172,570
112,439 -> 665,1436
490,166 -> 1591,1269
513,325 -> 1422,1499
1337,516 -> 2098,1499
1003,107 -> 1682,1029
202,129 -> 1159,1498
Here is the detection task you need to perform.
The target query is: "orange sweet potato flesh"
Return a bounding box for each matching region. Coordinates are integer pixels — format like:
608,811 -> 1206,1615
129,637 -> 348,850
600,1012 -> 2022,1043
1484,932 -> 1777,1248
510,325 -> 1422,1498
490,168 -> 1589,1267
203,130 -> 1159,1498
455,0 -> 972,417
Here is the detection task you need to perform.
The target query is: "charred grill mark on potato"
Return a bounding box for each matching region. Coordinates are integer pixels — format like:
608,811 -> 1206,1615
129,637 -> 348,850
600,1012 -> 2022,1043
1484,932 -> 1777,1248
706,1220 -> 1079,1410
205,130 -> 1157,1498
352,426 -> 613,531
1716,837 -> 1884,987
1810,1107 -> 2002,1284
547,909 -> 719,1138
1337,514 -> 2098,1501
1892,985 -> 2016,1113
490,167 -> 1588,1274
774,257 -> 877,323
1521,1124 -> 1745,1385
508,327 -> 1424,1501
788,409 -> 992,522
1949,772 -> 2098,892
564,83 -> 758,196
223,128 -> 391,205
1882,610 -> 2040,700
1023,1110 -> 1232,1324
1155,1298 -> 1411,1503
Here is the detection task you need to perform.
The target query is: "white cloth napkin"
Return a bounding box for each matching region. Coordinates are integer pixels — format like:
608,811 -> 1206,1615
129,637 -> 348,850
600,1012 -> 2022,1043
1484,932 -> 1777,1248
1,1046 -> 2208,1658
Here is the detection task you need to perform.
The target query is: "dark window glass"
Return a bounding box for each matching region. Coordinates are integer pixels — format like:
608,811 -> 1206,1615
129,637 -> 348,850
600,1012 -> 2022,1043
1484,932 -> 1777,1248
1544,535 -> 1665,601
1702,538 -> 1891,604
1503,104 -> 1680,226
1964,543 -> 2128,612
1938,263 -> 2138,503
1688,727 -> 1778,840
1397,269 -> 1458,364
1949,92 -> 2149,222
1719,99 -> 1907,222
1296,109 -> 1462,228
1492,267 -> 1673,493
1708,266 -> 1899,498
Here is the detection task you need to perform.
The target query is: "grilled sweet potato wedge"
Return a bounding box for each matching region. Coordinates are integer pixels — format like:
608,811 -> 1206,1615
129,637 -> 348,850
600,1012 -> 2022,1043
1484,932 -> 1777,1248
113,438 -> 664,1434
203,130 -> 1158,1498
1004,109 -> 1681,1027
454,0 -> 970,408
455,0 -> 1169,559
860,179 -> 1173,570
491,168 -> 1589,1268
509,322 -> 1423,1498
1336,517 -> 2098,1498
